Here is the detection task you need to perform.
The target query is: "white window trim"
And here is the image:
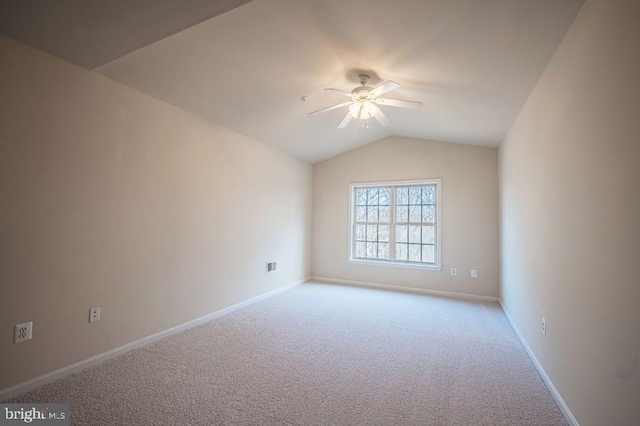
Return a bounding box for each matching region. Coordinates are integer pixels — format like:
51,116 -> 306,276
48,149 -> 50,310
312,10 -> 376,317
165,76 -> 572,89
348,178 -> 442,271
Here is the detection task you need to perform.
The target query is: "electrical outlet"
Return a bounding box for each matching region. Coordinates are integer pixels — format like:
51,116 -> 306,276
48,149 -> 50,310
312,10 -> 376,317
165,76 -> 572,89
470,269 -> 478,278
288,261 -> 293,270
14,322 -> 32,343
266,261 -> 277,274
541,317 -> 546,336
450,267 -> 457,276
89,307 -> 100,323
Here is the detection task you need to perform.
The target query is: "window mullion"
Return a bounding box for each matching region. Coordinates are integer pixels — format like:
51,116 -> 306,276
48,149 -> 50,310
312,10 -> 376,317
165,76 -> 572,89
352,188 -> 356,259
352,221 -> 357,259
389,185 -> 396,261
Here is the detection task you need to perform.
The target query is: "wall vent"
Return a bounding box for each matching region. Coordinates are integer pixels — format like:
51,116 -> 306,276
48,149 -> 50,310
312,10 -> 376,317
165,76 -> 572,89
266,261 -> 277,274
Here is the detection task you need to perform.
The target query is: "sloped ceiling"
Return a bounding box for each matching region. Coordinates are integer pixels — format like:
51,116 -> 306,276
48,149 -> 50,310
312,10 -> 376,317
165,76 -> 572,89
0,0 -> 584,163
0,0 -> 253,69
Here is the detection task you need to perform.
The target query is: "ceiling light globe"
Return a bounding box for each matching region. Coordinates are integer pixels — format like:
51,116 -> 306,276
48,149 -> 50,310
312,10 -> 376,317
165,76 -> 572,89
349,103 -> 361,118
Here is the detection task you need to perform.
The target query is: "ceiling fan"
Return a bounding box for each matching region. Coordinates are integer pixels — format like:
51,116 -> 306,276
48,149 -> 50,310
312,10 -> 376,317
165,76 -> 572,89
309,75 -> 422,129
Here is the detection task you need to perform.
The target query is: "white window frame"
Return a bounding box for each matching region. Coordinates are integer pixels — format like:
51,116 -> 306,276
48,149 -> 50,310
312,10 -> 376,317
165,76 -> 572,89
348,179 -> 442,271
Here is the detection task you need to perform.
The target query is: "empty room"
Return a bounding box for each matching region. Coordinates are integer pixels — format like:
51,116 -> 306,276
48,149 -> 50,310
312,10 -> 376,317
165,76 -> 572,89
0,0 -> 638,425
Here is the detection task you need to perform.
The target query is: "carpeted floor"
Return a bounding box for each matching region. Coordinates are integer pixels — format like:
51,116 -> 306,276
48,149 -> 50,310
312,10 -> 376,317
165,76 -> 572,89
10,282 -> 566,425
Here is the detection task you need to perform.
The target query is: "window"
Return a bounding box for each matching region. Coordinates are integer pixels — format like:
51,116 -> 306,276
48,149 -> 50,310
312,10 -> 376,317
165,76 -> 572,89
349,179 -> 441,269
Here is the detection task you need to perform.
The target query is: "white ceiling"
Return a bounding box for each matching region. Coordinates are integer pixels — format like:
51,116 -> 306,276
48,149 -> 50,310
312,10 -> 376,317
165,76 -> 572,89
1,0 -> 584,163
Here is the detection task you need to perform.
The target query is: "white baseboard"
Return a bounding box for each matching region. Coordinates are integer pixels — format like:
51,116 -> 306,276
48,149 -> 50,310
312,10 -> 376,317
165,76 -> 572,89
498,300 -> 579,426
310,276 -> 498,302
0,277 -> 309,402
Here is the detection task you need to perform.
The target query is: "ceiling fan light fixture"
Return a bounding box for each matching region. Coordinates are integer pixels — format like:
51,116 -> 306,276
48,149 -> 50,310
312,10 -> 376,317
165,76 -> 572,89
348,100 -> 377,120
349,102 -> 361,118
361,101 -> 377,119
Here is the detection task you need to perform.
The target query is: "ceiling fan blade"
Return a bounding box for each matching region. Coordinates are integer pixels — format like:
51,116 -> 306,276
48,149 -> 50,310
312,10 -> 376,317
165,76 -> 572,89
337,112 -> 353,129
371,80 -> 400,97
374,98 -> 423,109
373,109 -> 391,128
325,88 -> 354,97
308,101 -> 353,115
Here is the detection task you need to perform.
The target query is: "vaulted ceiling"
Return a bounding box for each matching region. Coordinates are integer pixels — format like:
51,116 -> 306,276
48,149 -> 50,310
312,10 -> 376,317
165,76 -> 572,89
0,0 -> 584,163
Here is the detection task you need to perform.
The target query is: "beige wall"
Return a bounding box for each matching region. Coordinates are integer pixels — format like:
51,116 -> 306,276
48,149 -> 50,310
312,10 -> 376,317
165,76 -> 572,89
312,136 -> 499,297
499,0 -> 640,424
0,36 -> 312,390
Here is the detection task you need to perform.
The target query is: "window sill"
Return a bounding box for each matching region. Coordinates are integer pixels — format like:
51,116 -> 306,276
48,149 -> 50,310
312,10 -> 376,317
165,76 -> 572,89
347,259 -> 443,271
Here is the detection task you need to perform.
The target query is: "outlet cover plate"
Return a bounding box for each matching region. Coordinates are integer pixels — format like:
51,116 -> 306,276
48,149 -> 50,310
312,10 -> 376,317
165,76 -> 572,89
14,322 -> 32,343
89,307 -> 101,323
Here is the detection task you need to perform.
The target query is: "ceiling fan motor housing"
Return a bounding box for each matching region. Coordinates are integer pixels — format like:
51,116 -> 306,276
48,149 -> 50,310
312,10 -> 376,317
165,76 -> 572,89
352,74 -> 373,95
352,86 -> 374,95
352,75 -> 375,105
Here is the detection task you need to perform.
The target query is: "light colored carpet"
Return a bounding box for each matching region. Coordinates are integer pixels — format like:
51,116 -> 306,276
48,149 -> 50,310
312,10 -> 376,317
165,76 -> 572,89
10,282 -> 566,425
